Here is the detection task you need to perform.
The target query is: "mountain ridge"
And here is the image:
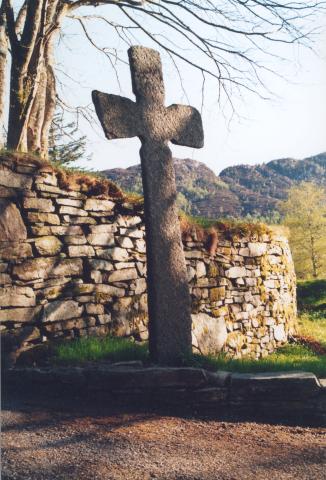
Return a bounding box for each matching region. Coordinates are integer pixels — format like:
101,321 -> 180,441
102,152 -> 326,219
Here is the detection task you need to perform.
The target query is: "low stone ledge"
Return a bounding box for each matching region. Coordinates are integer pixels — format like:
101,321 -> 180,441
3,365 -> 325,423
230,371 -> 323,401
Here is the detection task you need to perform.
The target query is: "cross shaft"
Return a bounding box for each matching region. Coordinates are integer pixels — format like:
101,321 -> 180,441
93,46 -> 204,364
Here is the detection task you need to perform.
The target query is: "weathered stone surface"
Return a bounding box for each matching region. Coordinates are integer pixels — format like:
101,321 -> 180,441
68,245 -> 95,257
134,278 -> 147,294
0,199 -> 27,241
0,242 -> 32,260
93,45 -> 204,364
27,212 -> 60,225
31,225 -> 83,236
86,303 -> 104,315
62,235 -> 87,245
192,313 -> 227,355
248,242 -> 267,257
88,259 -> 114,271
63,215 -> 96,225
196,261 -> 206,278
230,371 -> 322,402
96,247 -> 129,261
0,306 -> 42,322
95,284 -> 125,297
35,183 -> 85,198
225,266 -> 247,278
89,224 -> 117,234
84,199 -> 115,211
56,198 -> 83,207
59,206 -> 88,217
13,258 -> 83,281
117,236 -> 134,249
0,287 -> 35,307
23,198 -> 55,212
0,273 -> 11,284
0,165 -> 33,189
108,268 -> 138,282
87,233 -> 115,246
42,300 -> 83,322
35,236 -> 62,256
273,324 -> 286,342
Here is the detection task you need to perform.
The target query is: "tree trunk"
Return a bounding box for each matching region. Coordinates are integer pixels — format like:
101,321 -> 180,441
6,0 -> 64,157
0,4 -> 7,148
310,233 -> 318,278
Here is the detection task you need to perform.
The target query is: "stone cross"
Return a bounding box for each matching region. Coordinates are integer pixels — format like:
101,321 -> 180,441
92,46 -> 204,364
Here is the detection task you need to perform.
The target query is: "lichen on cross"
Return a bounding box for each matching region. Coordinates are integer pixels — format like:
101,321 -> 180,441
92,46 -> 204,364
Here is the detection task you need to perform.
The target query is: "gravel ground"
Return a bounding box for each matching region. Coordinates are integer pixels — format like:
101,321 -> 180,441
2,390 -> 326,480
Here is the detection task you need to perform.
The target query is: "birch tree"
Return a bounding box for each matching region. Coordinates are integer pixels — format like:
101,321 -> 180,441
0,0 -> 323,157
280,183 -> 326,279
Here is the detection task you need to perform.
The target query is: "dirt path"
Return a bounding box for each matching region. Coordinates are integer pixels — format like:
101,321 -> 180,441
2,392 -> 326,480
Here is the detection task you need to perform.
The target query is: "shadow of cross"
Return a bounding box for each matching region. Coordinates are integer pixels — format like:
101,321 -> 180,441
92,45 -> 204,364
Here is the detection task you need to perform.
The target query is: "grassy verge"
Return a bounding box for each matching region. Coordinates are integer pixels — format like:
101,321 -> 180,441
54,336 -> 148,364
297,279 -> 326,350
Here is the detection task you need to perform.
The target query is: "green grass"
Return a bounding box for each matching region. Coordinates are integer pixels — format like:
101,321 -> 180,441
54,336 -> 148,364
188,345 -> 326,377
54,337 -> 326,377
296,279 -> 326,349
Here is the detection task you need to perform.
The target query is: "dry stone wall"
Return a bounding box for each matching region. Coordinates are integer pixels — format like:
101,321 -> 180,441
0,155 -> 297,363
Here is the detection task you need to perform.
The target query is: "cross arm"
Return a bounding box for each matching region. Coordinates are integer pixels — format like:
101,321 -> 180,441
167,104 -> 204,149
92,90 -> 142,140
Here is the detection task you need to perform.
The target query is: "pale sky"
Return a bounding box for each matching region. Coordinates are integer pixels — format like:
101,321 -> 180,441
56,6 -> 326,175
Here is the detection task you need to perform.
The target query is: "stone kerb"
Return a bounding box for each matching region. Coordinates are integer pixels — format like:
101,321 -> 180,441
0,155 -> 297,363
4,365 -> 326,424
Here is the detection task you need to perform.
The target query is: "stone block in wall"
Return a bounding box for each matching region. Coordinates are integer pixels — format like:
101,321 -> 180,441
27,212 -> 60,225
31,225 -> 83,236
63,215 -> 96,225
107,268 -> 138,283
68,245 -> 95,257
96,247 -> 129,262
23,198 -> 55,212
42,300 -> 83,322
225,266 -> 247,278
0,287 -> 35,307
134,278 -> 147,295
0,242 -> 32,260
13,257 -> 83,281
209,286 -> 225,302
88,259 -> 114,272
62,235 -> 87,245
56,198 -> 83,208
0,306 -> 42,322
0,165 -> 33,189
191,313 -> 227,355
117,237 -> 134,249
35,236 -> 63,256
0,273 -> 11,285
86,303 -> 104,315
0,199 -> 27,242
273,324 -> 286,342
84,199 -> 115,211
59,206 -> 88,216
89,224 -> 117,234
35,183 -> 85,198
121,227 -> 144,239
87,233 -> 115,246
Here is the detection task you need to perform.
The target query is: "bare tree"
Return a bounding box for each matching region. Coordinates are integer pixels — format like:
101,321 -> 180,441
1,0 -> 323,158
